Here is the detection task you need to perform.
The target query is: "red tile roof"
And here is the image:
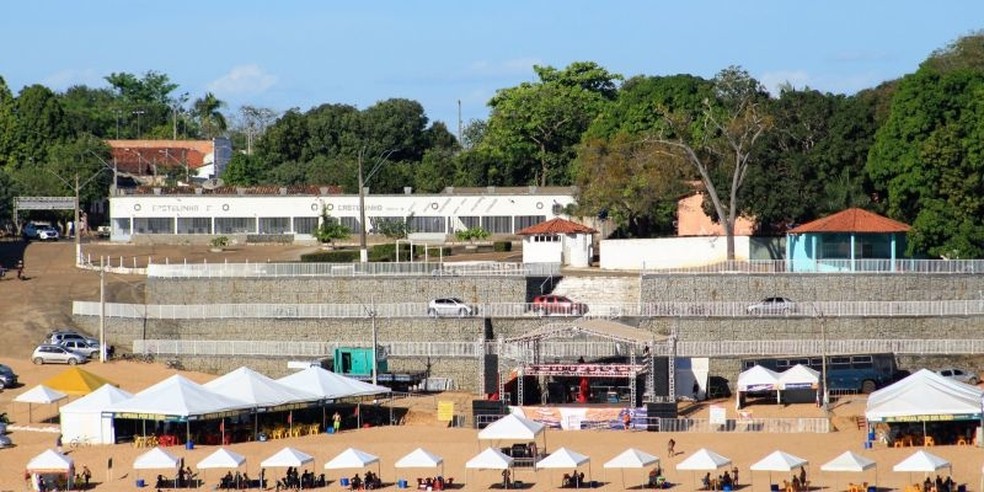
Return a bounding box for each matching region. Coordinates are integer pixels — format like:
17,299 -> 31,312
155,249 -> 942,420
788,208 -> 910,234
517,218 -> 597,235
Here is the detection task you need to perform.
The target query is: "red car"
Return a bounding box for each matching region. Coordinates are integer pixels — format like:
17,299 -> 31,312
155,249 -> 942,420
531,294 -> 588,316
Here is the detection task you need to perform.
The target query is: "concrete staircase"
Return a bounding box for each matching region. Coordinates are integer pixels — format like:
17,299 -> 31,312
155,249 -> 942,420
551,275 -> 641,315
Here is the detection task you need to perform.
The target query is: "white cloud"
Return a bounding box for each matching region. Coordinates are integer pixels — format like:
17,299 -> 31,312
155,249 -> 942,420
41,68 -> 104,90
207,64 -> 278,96
757,70 -> 811,95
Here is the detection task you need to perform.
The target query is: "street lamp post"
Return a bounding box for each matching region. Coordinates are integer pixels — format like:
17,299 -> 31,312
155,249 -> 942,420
812,303 -> 830,411
356,147 -> 395,264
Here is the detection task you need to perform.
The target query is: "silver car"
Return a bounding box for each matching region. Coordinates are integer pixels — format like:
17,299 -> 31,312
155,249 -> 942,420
937,368 -> 979,385
427,298 -> 479,317
58,339 -> 101,359
747,297 -> 796,316
32,344 -> 87,365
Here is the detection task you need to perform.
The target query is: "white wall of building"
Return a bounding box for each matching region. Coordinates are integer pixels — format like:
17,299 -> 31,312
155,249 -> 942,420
599,236 -> 752,270
522,237 -> 562,263
108,192 -> 577,242
564,233 -> 592,268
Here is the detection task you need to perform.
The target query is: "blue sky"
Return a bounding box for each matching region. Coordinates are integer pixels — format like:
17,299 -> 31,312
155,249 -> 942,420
2,1 -> 982,133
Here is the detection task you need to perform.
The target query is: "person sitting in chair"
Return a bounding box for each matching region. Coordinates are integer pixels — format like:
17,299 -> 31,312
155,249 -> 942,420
351,474 -> 363,490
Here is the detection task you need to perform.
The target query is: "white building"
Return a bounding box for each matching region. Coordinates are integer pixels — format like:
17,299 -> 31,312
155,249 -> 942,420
107,186 -> 578,242
517,217 -> 596,267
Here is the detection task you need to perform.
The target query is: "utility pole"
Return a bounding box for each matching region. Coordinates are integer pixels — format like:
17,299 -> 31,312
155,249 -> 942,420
74,173 -> 81,266
371,294 -> 378,386
99,256 -> 106,362
358,150 -> 368,263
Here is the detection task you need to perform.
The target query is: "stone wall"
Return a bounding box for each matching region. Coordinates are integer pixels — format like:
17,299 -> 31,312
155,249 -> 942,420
147,276 -> 529,304
641,273 -> 984,302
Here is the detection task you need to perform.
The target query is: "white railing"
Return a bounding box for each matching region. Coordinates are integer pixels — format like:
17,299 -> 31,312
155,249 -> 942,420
134,340 -> 484,358
133,338 -> 984,359
653,417 -> 829,433
642,259 -> 984,274
145,261 -> 560,278
75,299 -> 984,319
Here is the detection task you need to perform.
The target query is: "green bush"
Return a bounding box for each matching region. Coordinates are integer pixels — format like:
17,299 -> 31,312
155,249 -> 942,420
455,227 -> 491,242
493,241 -> 513,252
300,250 -> 360,263
210,236 -> 229,248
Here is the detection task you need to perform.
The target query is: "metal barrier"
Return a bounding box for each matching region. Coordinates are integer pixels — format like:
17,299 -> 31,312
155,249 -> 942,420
642,259 -> 984,274
75,299 -> 984,320
652,417 -> 830,433
145,261 -> 561,278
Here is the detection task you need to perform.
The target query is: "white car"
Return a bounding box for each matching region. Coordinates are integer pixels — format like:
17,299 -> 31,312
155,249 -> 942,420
36,226 -> 60,241
427,298 -> 479,317
937,368 -> 979,385
747,297 -> 796,316
58,339 -> 102,359
32,344 -> 87,365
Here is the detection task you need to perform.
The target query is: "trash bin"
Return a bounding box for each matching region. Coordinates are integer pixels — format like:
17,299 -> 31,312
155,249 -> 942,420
185,440 -> 194,450
327,427 -> 335,434
136,479 -> 146,488
398,479 -> 408,489
340,478 -> 350,487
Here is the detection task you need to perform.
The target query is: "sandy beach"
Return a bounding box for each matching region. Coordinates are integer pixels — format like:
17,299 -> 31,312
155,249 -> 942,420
2,356 -> 982,492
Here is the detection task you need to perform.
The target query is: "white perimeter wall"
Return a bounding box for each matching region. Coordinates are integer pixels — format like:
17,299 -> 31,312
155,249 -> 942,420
599,236 -> 751,270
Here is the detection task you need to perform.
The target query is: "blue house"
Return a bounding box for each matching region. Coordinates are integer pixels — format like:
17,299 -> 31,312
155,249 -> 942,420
785,208 -> 910,272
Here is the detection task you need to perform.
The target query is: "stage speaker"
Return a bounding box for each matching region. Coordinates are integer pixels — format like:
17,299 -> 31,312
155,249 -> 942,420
646,402 -> 678,432
472,400 -> 507,429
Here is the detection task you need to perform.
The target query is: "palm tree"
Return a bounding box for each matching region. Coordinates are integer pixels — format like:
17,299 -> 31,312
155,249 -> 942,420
193,92 -> 228,139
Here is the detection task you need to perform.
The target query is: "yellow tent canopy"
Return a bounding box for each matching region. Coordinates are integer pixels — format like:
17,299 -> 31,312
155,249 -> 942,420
42,368 -> 118,395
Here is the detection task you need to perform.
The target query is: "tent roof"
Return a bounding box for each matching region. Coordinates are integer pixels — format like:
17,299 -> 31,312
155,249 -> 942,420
15,385 -> 68,404
42,367 -> 117,396
26,449 -> 74,472
821,451 -> 877,472
478,413 -> 546,440
395,448 -> 444,468
503,319 -> 664,345
737,366 -> 780,392
466,447 -> 514,470
61,384 -> 133,413
676,448 -> 732,471
516,217 -> 597,236
324,448 -> 381,469
277,366 -> 391,400
204,367 -> 319,407
134,447 -> 181,470
892,451 -> 951,472
603,448 -> 659,469
261,447 -> 314,468
866,369 -> 983,421
750,450 -> 809,472
197,448 -> 246,469
778,365 -> 820,388
106,374 -> 249,418
537,447 -> 590,469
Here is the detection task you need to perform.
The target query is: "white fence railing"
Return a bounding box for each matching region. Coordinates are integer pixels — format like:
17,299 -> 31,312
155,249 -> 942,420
145,261 -> 560,278
75,300 -> 984,319
134,338 -> 984,359
642,259 -> 984,274
653,417 -> 829,433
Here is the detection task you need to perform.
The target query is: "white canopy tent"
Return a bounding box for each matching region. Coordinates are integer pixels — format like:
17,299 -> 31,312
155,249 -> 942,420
537,447 -> 592,489
750,450 -> 809,489
893,450 -> 951,488
197,448 -> 247,490
778,364 -> 820,404
16,385 -> 68,423
277,366 -> 392,400
133,446 -> 181,470
677,448 -> 732,491
736,365 -> 781,409
821,451 -> 877,492
325,447 -> 381,469
395,448 -> 444,477
603,448 -> 659,490
466,447 -> 515,489
26,449 -> 75,491
478,413 -> 548,457
59,384 -> 133,445
204,367 -> 320,407
261,447 -> 314,468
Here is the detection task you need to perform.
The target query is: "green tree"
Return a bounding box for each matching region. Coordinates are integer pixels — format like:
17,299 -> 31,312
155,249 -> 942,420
222,153 -> 266,186
192,92 -> 228,139
314,207 -> 351,246
650,66 -> 772,259
481,61 -> 621,186
867,34 -> 984,258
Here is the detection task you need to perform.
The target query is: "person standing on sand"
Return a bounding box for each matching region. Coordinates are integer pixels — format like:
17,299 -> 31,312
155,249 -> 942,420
16,259 -> 25,280
333,411 -> 341,433
667,438 -> 675,457
55,434 -> 62,453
